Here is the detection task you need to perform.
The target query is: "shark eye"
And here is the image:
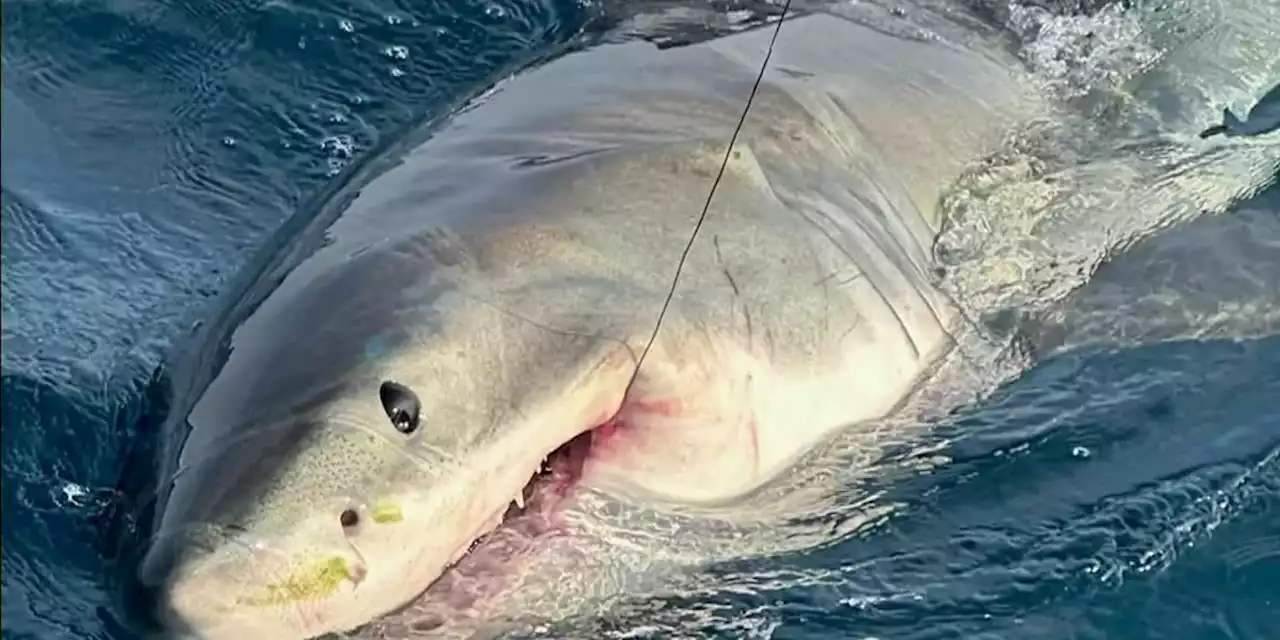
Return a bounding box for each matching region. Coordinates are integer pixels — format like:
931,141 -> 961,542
340,508 -> 360,529
378,380 -> 422,434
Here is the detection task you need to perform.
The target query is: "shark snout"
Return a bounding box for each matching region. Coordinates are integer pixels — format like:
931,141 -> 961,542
142,521 -> 370,636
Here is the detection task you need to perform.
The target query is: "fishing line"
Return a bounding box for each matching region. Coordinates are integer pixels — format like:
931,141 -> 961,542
623,0 -> 795,394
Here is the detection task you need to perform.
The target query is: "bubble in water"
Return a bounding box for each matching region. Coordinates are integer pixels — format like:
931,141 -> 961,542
59,483 -> 89,508
383,45 -> 409,60
51,482 -> 118,514
320,134 -> 355,159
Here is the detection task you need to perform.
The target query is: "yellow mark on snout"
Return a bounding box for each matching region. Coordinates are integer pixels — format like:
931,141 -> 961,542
371,499 -> 403,524
236,556 -> 351,606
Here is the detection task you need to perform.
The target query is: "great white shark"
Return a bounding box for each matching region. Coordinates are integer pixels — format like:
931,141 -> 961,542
115,9 -> 1063,639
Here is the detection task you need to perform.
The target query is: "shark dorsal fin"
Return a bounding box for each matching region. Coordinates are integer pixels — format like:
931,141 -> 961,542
1222,107 -> 1243,130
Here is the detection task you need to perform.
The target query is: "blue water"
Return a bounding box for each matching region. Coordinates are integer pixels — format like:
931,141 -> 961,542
2,0 -> 1277,638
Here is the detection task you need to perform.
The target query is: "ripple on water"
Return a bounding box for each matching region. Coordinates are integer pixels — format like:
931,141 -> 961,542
2,0 -> 587,389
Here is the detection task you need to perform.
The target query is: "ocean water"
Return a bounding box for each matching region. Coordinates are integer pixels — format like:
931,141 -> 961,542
2,0 -> 1277,639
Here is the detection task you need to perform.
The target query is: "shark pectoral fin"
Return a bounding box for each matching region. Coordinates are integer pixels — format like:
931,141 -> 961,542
1199,124 -> 1228,139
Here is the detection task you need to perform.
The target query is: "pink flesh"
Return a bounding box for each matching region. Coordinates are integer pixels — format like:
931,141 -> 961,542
405,394 -> 705,629
407,418 -> 625,621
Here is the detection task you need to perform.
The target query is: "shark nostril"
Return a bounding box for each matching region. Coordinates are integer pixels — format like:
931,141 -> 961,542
340,508 -> 360,529
348,562 -> 367,584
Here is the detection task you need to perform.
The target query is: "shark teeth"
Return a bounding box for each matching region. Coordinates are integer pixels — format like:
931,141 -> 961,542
450,452 -> 564,572
510,455 -> 554,514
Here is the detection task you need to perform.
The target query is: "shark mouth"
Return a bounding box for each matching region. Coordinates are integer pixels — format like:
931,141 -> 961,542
405,418 -> 626,628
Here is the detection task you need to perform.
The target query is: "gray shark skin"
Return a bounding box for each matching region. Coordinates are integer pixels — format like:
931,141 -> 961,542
1199,82 -> 1280,138
123,12 -> 1053,639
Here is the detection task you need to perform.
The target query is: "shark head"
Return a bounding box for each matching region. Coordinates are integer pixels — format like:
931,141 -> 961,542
132,241 -> 645,637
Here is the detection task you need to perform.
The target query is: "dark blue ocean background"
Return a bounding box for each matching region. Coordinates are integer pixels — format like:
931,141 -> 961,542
2,0 -> 1277,638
